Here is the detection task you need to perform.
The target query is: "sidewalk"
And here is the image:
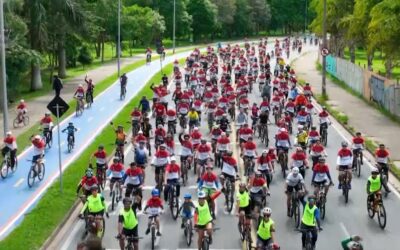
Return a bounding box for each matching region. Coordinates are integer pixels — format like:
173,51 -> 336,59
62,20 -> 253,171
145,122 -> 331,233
0,55 -> 145,137
293,49 -> 400,161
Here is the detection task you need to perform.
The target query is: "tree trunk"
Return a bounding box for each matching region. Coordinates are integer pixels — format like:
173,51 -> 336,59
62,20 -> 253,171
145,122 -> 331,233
349,44 -> 355,63
385,57 -> 393,78
367,51 -> 374,71
96,39 -> 101,58
57,41 -> 67,78
30,63 -> 43,91
101,35 -> 105,63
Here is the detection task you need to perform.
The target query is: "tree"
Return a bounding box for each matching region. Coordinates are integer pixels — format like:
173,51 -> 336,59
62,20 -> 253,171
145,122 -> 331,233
249,0 -> 271,34
368,0 -> 400,78
187,0 -> 217,42
157,0 -> 192,39
232,0 -> 252,36
213,0 -> 236,37
77,45 -> 93,69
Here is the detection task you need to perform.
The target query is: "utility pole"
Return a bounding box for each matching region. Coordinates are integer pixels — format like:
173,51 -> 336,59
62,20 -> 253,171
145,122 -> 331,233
305,0 -> 308,33
173,0 -> 176,54
117,0 -> 121,78
0,0 -> 8,136
322,0 -> 327,97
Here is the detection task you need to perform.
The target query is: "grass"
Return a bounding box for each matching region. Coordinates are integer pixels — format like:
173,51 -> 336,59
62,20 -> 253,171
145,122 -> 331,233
0,58 -> 184,250
343,47 -> 400,79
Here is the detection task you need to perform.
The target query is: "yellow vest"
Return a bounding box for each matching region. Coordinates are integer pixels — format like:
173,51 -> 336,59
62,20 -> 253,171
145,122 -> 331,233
368,176 -> 381,193
87,195 -> 104,213
197,201 -> 212,226
120,208 -> 138,230
237,191 -> 250,207
302,203 -> 317,226
257,219 -> 274,240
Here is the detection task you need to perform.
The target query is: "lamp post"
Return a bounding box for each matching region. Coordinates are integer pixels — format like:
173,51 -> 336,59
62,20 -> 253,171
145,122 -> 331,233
117,0 -> 121,78
173,0 -> 176,54
305,0 -> 308,33
322,0 -> 327,96
0,0 -> 8,136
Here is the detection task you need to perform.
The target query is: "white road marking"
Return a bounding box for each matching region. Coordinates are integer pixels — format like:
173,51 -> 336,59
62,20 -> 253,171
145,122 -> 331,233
340,222 -> 350,237
100,107 -> 105,111
60,220 -> 85,250
13,178 -> 24,188
87,117 -> 93,122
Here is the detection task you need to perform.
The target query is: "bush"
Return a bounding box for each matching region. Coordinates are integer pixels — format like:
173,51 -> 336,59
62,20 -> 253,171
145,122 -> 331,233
77,45 -> 93,69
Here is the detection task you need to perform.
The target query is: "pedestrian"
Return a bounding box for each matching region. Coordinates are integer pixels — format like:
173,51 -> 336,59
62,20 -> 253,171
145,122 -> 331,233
52,75 -> 63,97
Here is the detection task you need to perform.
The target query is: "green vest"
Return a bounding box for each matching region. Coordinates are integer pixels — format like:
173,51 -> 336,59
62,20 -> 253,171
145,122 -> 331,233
120,208 -> 138,230
237,191 -> 250,207
302,203 -> 317,226
368,176 -> 381,193
257,219 -> 274,240
87,195 -> 104,213
197,201 -> 212,226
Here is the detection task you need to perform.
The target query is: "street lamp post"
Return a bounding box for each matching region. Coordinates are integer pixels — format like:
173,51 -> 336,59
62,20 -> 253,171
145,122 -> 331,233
117,0 -> 121,78
322,0 -> 327,96
305,0 -> 308,33
173,0 -> 176,54
0,0 -> 8,136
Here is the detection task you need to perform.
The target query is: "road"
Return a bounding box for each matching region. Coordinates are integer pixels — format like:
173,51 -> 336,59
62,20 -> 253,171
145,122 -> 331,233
0,50 -> 196,239
56,41 -> 400,250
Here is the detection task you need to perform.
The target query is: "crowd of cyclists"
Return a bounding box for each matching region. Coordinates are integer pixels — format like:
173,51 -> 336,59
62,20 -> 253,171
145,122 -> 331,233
1,36 -> 391,250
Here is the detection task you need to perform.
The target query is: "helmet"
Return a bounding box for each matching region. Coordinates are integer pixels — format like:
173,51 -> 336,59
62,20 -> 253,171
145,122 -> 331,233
158,124 -> 163,129
98,144 -> 104,149
160,144 -> 166,148
311,126 -> 316,130
341,141 -> 348,147
298,125 -> 303,130
371,168 -> 379,174
348,241 -> 361,249
292,167 -> 300,174
34,135 -> 41,140
123,197 -> 132,205
85,169 -> 93,178
90,185 -> 99,191
68,122 -> 73,125
151,189 -> 160,197
6,131 -> 12,136
45,111 -> 51,115
308,194 -> 316,201
262,207 -> 272,215
20,99 -> 24,103
78,84 -> 83,87
269,146 -> 275,151
221,132 -> 226,136
198,191 -> 206,199
170,156 -> 176,162
113,157 -> 120,162
138,130 -> 143,134
194,127 -> 199,131
184,193 -> 192,199
201,138 -> 207,143
262,149 -> 268,154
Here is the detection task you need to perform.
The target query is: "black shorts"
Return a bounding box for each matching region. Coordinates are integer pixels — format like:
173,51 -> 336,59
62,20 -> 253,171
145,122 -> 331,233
196,221 -> 212,229
339,165 -> 350,171
122,226 -> 138,242
116,140 -> 125,147
221,172 -> 236,182
287,185 -> 301,193
239,205 -> 252,217
88,210 -> 104,217
239,138 -> 247,144
155,166 -> 165,175
313,180 -> 328,186
111,177 -> 123,184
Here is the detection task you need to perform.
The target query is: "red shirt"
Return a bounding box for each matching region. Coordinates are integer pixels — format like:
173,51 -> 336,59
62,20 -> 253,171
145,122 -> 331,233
276,132 -> 290,140
338,148 -> 352,157
17,103 -> 27,109
313,164 -> 329,173
41,117 -> 52,124
154,128 -> 166,137
251,177 -> 266,187
217,137 -> 230,145
155,149 -> 169,158
201,172 -> 218,182
291,152 -> 307,161
80,176 -> 98,188
319,111 -> 329,118
167,109 -> 176,117
125,167 -> 143,177
32,139 -> 45,149
131,110 -> 141,118
244,141 -> 257,150
257,156 -> 270,164
309,130 -> 319,137
375,149 -> 389,158
352,137 -> 364,144
154,103 -> 166,116
197,144 -> 211,153
94,150 -> 107,159
166,163 -> 180,173
146,197 -> 163,207
3,136 -> 15,144
267,152 -> 276,161
223,155 -> 237,166
135,134 -> 147,143
311,144 -> 324,153
109,163 -> 124,172
238,127 -> 253,136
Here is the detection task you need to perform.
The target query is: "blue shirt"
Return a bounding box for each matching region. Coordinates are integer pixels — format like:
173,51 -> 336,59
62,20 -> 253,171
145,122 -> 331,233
139,99 -> 150,112
62,125 -> 77,135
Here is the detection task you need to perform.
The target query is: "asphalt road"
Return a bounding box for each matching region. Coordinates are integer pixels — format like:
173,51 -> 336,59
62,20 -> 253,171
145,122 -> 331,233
57,42 -> 400,250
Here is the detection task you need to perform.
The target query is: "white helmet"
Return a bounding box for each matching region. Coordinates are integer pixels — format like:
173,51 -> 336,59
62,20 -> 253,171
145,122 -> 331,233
6,131 -> 12,136
221,132 -> 226,136
194,127 -> 199,131
262,149 -> 268,154
198,191 -> 206,199
298,125 -> 303,130
138,130 -> 143,134
292,167 -> 300,174
20,99 -> 24,103
78,83 -> 83,87
34,135 -> 41,140
279,128 -> 286,132
170,156 -> 176,162
262,207 -> 272,215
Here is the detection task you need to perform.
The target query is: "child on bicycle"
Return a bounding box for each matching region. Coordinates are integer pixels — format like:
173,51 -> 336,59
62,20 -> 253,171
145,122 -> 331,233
62,122 -> 78,144
178,193 -> 196,228
144,189 -> 164,236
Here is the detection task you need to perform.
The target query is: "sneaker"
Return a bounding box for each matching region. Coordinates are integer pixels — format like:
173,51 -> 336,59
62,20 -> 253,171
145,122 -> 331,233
338,184 -> 342,189
181,222 -> 184,229
145,228 -> 150,235
156,231 -> 162,236
109,191 -> 112,197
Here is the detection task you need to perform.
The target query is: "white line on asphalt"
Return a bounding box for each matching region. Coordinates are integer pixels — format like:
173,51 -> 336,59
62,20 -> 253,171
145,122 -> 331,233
61,220 -> 84,250
100,107 -> 105,111
13,178 -> 24,188
340,222 -> 350,237
87,117 -> 93,122
60,141 -> 65,147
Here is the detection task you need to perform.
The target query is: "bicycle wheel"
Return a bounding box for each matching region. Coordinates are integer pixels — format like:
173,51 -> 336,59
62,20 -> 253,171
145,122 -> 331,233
344,186 -> 349,203
305,235 -> 313,250
111,190 -> 116,211
185,220 -> 193,246
13,118 -> 19,128
151,226 -> 156,250
377,203 -> 387,229
226,186 -> 234,213
294,200 -> 301,228
320,201 -> 326,220
357,158 -> 361,177
245,231 -> 252,250
23,116 -> 30,126
1,160 -> 8,179
97,171 -> 105,190
99,217 -> 106,238
68,141 -> 73,153
202,238 -> 209,250
37,163 -> 45,181
367,198 -> 375,218
27,167 -> 36,188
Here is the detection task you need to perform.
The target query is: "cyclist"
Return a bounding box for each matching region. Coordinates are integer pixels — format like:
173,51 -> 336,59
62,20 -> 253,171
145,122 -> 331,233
40,112 -> 53,142
118,198 -> 139,250
79,185 -> 106,236
249,171 -> 269,214
84,76 -> 94,104
154,124 -> 166,149
62,122 -> 78,145
91,144 -> 108,174
285,98 -> 296,117
109,157 -> 124,200
290,147 -> 308,178
375,144 -> 390,190
154,100 -> 166,126
76,168 -> 99,197
236,183 -> 251,231
123,162 -> 143,211
352,132 -> 365,167
266,147 -> 277,171
237,123 -> 253,152
153,144 -> 170,183
120,73 -> 128,90
74,84 -> 85,109
296,125 -> 308,151
111,123 -> 127,163
16,99 -> 27,123
318,106 -> 330,135
294,92 -> 307,112
31,135 -> 45,164
341,235 -> 363,250
131,107 -> 142,131
367,168 -> 382,205
256,207 -> 276,250
140,118 -> 153,156
215,132 -> 230,164
138,96 -> 150,114
236,108 -> 249,127
242,136 -> 257,173
296,106 -> 309,128
195,191 -> 214,247
285,167 -> 307,216
337,141 -> 353,189
307,126 -> 320,150
134,139 -> 148,170
198,164 -> 219,217
300,195 -> 322,250
166,108 -> 177,132
303,83 -> 313,100
163,157 -> 181,201
196,139 -> 212,180
178,193 -> 196,228
188,107 -> 200,129
310,139 -> 327,167
257,151 -> 273,187
190,127 -> 202,150
1,131 -> 17,170
220,151 -> 239,191
143,189 -> 164,236
179,133 -> 193,168
275,127 -> 291,155
311,157 -> 333,196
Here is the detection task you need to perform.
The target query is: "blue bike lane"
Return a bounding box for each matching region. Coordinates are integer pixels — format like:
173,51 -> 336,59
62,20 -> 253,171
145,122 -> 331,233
0,51 -> 192,239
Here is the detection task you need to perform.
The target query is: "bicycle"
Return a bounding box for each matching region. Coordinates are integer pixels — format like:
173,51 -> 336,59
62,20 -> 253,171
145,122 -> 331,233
75,97 -> 84,116
93,164 -> 106,190
27,158 -> 45,188
340,170 -> 351,203
42,129 -> 52,148
167,121 -> 176,135
377,163 -> 390,196
86,90 -> 94,108
277,149 -> 288,178
352,149 -> 363,177
288,189 -> 301,228
64,132 -> 74,153
315,183 -> 327,220
259,123 -> 269,146
1,151 -> 18,179
131,120 -> 141,137
224,177 -> 237,213
111,180 -> 122,211
251,194 -> 266,231
238,214 -> 252,250
367,191 -> 386,229
320,124 -> 328,146
13,113 -> 29,128
120,84 -> 127,100
198,227 -> 219,250
243,156 -> 255,178
155,166 -> 165,193
80,211 -> 106,239
116,235 -> 142,250
146,215 -> 158,250
167,182 -> 180,220
182,215 -> 193,246
181,157 -> 189,186
297,227 -> 319,250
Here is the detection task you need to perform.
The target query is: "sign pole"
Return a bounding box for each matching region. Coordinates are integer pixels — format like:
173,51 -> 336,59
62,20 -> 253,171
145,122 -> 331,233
160,56 -> 163,74
55,104 -> 63,193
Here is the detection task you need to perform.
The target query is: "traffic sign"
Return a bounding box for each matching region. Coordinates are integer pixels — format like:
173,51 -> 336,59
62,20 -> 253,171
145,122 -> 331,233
321,48 -> 330,57
47,96 -> 70,117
